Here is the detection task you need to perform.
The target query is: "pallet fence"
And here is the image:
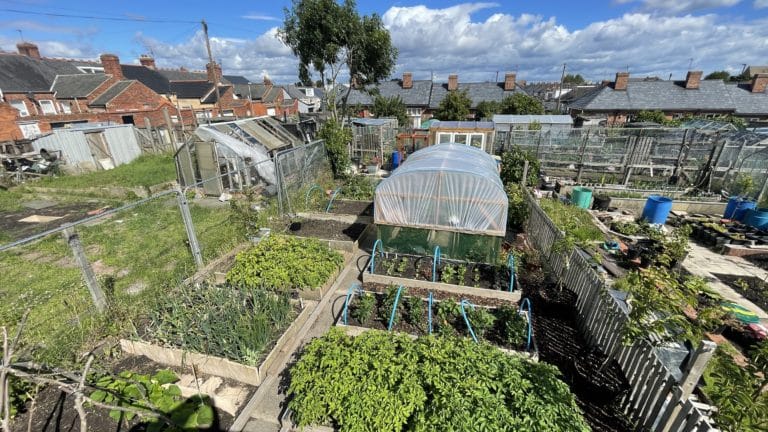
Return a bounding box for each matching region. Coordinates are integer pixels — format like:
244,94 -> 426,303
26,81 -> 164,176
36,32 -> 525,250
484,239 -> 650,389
523,190 -> 718,432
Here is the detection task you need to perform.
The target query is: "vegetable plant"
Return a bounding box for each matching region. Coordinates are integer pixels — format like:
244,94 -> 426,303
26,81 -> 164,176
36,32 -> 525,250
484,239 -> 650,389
440,264 -> 456,284
397,257 -> 408,274
456,264 -> 467,286
380,285 -> 403,325
404,296 -> 423,328
495,305 -> 527,348
435,299 -> 461,336
351,292 -> 376,324
466,306 -> 496,338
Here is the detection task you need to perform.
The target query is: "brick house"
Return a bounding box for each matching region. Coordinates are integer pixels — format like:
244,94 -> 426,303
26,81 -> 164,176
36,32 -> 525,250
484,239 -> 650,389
234,77 -> 299,119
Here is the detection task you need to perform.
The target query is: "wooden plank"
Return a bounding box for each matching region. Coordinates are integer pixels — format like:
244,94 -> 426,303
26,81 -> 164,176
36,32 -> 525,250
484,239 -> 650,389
636,362 -> 667,426
643,377 -> 675,431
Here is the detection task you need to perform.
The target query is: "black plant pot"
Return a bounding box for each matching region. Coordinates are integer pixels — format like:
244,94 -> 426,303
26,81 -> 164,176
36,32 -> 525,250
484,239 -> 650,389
592,195 -> 612,211
289,221 -> 302,231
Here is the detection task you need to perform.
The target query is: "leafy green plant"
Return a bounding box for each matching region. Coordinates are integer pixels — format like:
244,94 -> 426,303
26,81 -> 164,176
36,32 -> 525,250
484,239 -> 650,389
466,306 -> 496,338
385,259 -> 396,276
380,285 -> 403,324
6,377 -> 36,419
229,186 -> 265,238
405,296 -> 424,328
472,266 -> 481,288
89,370 -> 214,431
495,305 -> 527,348
226,234 -> 343,291
500,145 -> 540,187
435,299 -> 461,336
539,198 -> 603,249
505,182 -> 529,228
396,257 -> 408,274
455,264 -> 467,286
340,175 -> 375,200
350,292 -> 376,324
440,264 -> 456,284
287,329 -> 590,432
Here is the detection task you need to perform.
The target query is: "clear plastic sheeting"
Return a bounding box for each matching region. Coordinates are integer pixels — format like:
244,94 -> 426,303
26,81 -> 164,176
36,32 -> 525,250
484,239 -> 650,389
374,144 -> 508,236
195,126 -> 276,185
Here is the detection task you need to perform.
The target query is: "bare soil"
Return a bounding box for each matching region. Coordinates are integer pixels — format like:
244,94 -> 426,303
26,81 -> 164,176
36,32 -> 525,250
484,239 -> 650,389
712,273 -> 768,312
326,200 -> 373,217
742,254 -> 768,272
364,281 -> 516,308
285,218 -> 367,242
0,201 -> 106,241
372,254 -> 510,291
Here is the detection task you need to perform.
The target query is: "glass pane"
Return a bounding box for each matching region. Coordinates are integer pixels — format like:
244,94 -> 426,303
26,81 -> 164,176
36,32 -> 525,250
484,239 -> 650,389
454,134 -> 467,144
438,133 -> 452,143
470,134 -> 483,148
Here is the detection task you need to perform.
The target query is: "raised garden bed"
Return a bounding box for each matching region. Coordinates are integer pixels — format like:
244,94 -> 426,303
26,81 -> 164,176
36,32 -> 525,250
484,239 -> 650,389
712,273 -> 768,312
286,218 -> 367,242
690,221 -> 768,248
325,199 -> 373,217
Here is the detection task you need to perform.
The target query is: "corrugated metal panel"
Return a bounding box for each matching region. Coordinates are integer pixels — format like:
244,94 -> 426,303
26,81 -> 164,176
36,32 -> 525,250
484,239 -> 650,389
32,130 -> 93,165
103,126 -> 142,166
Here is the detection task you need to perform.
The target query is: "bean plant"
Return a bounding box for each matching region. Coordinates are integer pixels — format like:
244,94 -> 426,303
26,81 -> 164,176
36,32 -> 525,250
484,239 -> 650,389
351,292 -> 376,323
405,296 -> 423,328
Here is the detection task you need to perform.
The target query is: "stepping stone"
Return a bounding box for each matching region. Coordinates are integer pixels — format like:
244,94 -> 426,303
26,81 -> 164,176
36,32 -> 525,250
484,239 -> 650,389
22,200 -> 57,210
18,214 -> 63,223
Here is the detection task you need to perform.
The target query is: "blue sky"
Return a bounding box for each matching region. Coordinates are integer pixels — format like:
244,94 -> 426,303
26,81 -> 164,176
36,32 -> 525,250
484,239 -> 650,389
1,0 -> 767,83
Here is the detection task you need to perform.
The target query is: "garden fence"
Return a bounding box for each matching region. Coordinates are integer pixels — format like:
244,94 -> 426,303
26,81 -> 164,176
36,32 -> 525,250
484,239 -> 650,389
501,128 -> 768,198
523,190 -> 718,432
274,140 -> 332,215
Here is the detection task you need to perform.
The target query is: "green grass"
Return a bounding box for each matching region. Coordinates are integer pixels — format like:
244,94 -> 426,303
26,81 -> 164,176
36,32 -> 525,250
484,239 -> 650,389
0,197 -> 242,366
539,198 -> 604,246
35,154 -> 177,189
0,188 -> 27,212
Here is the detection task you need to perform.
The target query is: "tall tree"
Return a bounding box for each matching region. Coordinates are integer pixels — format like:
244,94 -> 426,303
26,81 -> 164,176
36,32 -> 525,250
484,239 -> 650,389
279,0 -> 397,120
434,90 -> 472,121
500,93 -> 544,115
562,74 -> 586,85
475,100 -> 501,120
704,71 -> 730,81
372,95 -> 408,126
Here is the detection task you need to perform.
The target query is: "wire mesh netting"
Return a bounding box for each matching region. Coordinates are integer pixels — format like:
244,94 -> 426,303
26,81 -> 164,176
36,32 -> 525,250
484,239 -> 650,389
275,140 -> 333,215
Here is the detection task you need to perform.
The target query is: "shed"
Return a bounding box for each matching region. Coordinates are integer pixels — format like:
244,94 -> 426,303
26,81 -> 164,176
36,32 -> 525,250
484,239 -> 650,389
428,121 -> 495,154
374,144 -> 508,261
32,124 -> 143,172
492,115 -> 573,132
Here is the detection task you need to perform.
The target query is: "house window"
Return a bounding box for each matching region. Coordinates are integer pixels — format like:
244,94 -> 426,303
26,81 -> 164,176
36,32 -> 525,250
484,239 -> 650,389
470,134 -> 484,148
10,100 -> 29,117
437,133 -> 452,143
304,88 -> 314,97
407,108 -> 421,116
39,100 -> 57,115
60,102 -> 72,114
18,122 -> 41,139
170,115 -> 179,123
267,108 -> 276,116
453,133 -> 467,144
222,110 -> 235,117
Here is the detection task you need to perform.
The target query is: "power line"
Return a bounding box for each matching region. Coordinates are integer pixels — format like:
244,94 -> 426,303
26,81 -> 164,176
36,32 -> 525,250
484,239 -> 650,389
0,7 -> 200,24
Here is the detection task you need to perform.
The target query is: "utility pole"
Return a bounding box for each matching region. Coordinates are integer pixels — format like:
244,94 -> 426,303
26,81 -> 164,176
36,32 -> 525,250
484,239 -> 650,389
201,19 -> 222,118
555,63 -> 566,113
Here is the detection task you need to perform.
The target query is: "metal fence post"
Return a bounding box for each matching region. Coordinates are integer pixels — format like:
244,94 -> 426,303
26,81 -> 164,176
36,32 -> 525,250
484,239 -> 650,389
176,188 -> 204,269
62,228 -> 107,313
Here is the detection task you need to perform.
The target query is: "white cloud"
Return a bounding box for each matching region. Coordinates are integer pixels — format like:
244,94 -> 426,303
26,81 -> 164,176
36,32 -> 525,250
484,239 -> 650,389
619,0 -> 741,13
755,0 -> 768,8
242,14 -> 280,21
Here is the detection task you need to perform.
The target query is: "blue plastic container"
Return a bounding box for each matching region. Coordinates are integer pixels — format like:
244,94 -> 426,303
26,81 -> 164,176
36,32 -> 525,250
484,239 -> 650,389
391,151 -> 401,169
744,208 -> 768,230
733,200 -> 757,222
723,196 -> 741,219
641,196 -> 673,224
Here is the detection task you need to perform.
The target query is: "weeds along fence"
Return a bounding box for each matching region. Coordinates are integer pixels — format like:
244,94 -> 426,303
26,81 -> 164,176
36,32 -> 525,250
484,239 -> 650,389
523,190 -> 718,432
502,128 -> 768,195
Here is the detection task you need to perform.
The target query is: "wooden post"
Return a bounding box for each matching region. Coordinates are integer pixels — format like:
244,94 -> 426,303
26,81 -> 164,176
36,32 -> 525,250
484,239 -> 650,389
521,160 -> 529,187
679,340 -> 716,399
63,228 -> 107,313
162,107 -> 176,150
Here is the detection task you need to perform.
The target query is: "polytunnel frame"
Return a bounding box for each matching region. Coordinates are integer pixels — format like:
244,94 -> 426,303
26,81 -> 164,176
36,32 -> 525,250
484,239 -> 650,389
374,143 -> 508,237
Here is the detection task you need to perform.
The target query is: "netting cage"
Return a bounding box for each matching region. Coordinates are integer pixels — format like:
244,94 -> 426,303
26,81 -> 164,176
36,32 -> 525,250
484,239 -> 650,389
374,144 -> 508,263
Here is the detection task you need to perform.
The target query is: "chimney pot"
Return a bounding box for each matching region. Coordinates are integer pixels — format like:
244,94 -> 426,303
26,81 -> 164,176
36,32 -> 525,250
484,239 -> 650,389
402,72 -> 413,89
17,42 -> 41,59
448,74 -> 458,91
752,74 -> 768,93
100,53 -> 123,80
139,55 -> 156,70
503,73 -> 516,91
614,72 -> 629,91
206,61 -> 222,84
685,70 -> 703,89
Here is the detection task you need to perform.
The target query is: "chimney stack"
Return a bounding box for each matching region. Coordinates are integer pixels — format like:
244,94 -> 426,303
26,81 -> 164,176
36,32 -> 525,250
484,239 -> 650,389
139,55 -> 156,70
100,54 -> 123,80
17,42 -> 41,59
206,61 -> 222,84
263,75 -> 273,86
685,71 -> 703,90
402,72 -> 413,89
503,73 -> 516,91
614,72 -> 629,91
448,74 -> 458,91
752,74 -> 768,93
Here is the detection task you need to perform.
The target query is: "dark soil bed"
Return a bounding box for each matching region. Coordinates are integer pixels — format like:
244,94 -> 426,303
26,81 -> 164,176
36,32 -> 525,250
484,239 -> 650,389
342,291 -> 527,351
0,201 -> 107,241
742,254 -> 768,272
10,354 -> 241,432
364,281 -> 516,308
372,254 -> 511,291
285,218 -> 367,241
326,200 -> 373,217
521,274 -> 635,432
712,273 -> 768,312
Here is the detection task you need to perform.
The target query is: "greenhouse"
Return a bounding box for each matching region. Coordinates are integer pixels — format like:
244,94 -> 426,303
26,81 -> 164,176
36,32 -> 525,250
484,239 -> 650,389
374,144 -> 508,261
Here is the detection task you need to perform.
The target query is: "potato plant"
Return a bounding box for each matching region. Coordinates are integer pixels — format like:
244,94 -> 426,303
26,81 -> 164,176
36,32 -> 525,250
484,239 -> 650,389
288,329 -> 589,432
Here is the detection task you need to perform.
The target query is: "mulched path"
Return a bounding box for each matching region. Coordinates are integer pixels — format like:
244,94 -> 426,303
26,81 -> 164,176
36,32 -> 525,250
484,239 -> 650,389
712,273 -> 768,312
326,200 -> 373,217
285,218 -> 367,241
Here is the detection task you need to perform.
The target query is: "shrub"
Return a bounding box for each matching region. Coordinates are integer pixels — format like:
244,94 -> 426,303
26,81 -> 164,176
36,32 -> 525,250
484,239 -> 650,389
506,182 -> 528,228
500,145 -> 540,187
226,235 -> 343,291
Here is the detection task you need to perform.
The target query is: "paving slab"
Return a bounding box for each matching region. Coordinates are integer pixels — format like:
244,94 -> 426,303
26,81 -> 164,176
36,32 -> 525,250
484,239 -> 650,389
21,199 -> 57,210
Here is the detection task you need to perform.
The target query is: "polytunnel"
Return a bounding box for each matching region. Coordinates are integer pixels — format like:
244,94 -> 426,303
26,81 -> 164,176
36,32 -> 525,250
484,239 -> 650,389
374,144 -> 508,261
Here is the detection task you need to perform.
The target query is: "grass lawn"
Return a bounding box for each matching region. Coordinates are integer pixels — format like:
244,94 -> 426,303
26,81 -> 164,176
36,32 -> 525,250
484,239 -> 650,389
35,153 -> 177,190
0,197 -> 242,366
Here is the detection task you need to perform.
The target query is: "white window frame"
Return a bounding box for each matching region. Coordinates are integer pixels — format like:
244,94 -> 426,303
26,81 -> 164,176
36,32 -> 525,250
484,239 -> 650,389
39,99 -> 57,115
60,102 -> 72,114
267,108 -> 276,116
10,100 -> 29,117
435,131 -> 487,152
222,109 -> 235,117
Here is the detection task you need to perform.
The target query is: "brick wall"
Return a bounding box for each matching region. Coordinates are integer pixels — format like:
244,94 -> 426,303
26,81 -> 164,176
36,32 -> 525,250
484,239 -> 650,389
0,103 -> 23,141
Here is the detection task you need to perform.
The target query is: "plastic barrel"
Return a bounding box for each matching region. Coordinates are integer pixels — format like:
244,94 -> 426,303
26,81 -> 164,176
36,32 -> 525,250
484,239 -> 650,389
641,196 -> 673,224
744,208 -> 768,230
571,187 -> 593,209
592,195 -> 611,211
391,151 -> 401,169
733,200 -> 757,222
723,196 -> 741,219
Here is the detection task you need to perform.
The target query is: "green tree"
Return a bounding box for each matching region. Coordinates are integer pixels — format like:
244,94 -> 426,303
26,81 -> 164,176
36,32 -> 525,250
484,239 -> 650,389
500,145 -> 540,187
704,71 -> 730,81
318,118 -> 352,178
563,74 -> 586,85
633,110 -> 680,126
474,100 -> 501,120
372,95 -> 407,126
500,93 -> 544,115
434,90 -> 471,121
280,0 -> 397,120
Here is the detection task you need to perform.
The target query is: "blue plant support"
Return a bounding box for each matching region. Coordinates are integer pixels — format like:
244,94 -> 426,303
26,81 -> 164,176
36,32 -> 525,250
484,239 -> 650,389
460,299 -> 479,343
369,239 -> 383,274
387,285 -> 405,331
507,254 -> 516,292
325,187 -> 342,212
341,283 -> 363,325
304,184 -> 323,209
432,246 -> 441,283
518,297 -> 533,351
428,292 -> 434,335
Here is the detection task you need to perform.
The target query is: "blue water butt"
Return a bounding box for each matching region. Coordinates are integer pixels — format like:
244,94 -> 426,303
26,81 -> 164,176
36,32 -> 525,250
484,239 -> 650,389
723,196 -> 741,219
391,151 -> 401,169
641,196 -> 673,224
733,200 -> 757,222
744,208 -> 768,230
